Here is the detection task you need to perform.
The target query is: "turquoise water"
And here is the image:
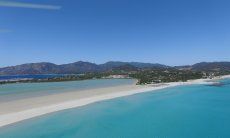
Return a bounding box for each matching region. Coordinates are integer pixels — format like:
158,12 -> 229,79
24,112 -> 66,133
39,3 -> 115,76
0,79 -> 230,138
0,79 -> 135,102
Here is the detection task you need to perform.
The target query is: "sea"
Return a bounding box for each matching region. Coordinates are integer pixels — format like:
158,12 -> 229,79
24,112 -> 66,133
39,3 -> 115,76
0,78 -> 230,138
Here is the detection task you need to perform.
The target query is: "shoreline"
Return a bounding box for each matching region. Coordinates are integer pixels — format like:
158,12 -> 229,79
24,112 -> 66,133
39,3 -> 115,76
0,75 -> 229,128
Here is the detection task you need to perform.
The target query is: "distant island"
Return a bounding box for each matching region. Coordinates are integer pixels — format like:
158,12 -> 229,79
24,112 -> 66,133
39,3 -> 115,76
0,61 -> 230,85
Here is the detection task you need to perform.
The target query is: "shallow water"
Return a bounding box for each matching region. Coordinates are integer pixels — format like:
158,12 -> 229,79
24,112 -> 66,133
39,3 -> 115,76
0,79 -> 135,102
0,79 -> 230,138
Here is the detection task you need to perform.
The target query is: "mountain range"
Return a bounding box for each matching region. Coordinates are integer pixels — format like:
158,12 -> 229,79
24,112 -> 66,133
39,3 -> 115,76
175,62 -> 230,71
0,61 -> 230,75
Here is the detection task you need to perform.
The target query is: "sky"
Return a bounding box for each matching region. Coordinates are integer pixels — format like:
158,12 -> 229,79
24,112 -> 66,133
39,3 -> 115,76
0,0 -> 230,67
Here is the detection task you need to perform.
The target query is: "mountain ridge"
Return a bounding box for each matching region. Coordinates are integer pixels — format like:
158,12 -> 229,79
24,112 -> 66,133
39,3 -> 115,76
0,61 -> 168,75
176,62 -> 230,71
0,61 -> 230,75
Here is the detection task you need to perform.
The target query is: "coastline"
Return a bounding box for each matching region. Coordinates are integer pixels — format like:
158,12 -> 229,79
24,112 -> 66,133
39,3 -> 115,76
0,75 -> 229,128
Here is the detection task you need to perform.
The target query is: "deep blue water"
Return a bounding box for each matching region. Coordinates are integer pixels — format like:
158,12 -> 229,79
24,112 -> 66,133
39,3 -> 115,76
0,79 -> 230,138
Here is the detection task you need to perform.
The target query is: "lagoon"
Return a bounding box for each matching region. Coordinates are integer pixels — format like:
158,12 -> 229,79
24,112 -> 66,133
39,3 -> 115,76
0,79 -> 135,102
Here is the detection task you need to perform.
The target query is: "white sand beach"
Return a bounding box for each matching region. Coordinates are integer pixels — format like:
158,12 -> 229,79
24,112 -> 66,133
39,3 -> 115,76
0,76 -> 229,128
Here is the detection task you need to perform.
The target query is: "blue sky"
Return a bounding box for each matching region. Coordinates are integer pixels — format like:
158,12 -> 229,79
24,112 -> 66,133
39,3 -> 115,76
0,0 -> 230,67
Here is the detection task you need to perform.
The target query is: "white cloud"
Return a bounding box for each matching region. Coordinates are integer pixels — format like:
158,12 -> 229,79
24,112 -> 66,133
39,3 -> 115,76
0,1 -> 61,10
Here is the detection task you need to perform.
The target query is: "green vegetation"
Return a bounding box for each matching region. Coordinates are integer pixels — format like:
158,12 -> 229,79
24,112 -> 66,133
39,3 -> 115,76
1,66 -> 230,85
129,69 -> 203,84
